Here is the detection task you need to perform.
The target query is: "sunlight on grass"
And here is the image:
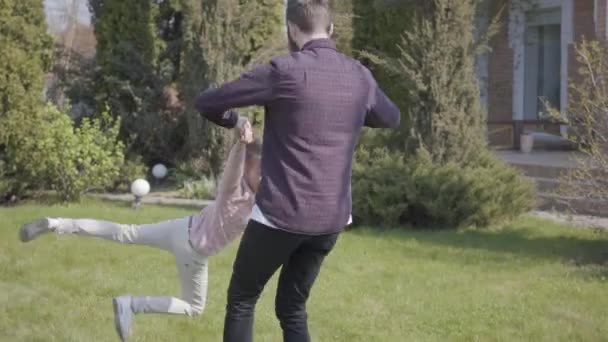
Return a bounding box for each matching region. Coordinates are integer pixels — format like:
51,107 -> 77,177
1,200 -> 607,341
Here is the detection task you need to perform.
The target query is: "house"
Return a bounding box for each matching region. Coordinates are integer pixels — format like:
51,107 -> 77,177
477,0 -> 608,149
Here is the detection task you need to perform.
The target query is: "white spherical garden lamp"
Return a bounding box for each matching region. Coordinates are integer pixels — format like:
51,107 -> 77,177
131,179 -> 150,210
152,164 -> 168,184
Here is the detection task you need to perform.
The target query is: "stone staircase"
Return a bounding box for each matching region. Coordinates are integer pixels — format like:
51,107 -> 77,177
495,150 -> 608,217
526,131 -> 577,151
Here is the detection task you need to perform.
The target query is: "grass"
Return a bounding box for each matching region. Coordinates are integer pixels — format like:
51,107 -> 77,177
1,199 -> 607,341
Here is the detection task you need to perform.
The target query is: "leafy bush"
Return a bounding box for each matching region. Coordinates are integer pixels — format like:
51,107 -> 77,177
170,157 -> 217,199
548,40 -> 608,207
352,148 -> 410,226
0,160 -> 16,202
7,105 -> 125,201
172,157 -> 211,184
352,148 -> 534,229
179,176 -> 216,200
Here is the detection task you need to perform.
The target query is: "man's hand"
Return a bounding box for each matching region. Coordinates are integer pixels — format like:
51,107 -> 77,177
238,119 -> 254,144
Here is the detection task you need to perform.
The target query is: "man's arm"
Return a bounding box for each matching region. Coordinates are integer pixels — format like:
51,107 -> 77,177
195,63 -> 277,128
364,71 -> 401,129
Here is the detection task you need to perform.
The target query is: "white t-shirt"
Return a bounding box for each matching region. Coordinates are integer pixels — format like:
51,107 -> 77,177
250,204 -> 352,229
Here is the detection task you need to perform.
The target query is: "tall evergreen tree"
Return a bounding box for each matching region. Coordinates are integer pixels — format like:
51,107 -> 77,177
363,0 -> 499,164
88,0 -> 282,167
329,0 -> 354,55
89,0 -> 185,163
351,0 -> 533,228
0,0 -> 53,145
94,0 -> 157,77
0,0 -> 54,197
179,0 -> 283,176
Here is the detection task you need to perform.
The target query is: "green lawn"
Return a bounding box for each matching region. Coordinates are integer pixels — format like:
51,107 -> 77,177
1,200 -> 607,342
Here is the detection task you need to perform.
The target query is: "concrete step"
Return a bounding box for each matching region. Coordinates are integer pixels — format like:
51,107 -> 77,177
528,131 -> 577,151
496,150 -> 607,217
495,150 -> 583,178
537,192 -> 608,217
529,176 -> 562,192
527,177 -> 606,217
533,141 -> 577,151
529,176 -> 597,193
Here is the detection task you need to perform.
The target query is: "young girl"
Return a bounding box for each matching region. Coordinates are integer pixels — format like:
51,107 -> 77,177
19,121 -> 261,341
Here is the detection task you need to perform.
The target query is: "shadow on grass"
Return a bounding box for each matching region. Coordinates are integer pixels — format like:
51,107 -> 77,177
0,192 -> 67,207
349,221 -> 608,268
2,192 -> 205,213
93,198 -> 202,212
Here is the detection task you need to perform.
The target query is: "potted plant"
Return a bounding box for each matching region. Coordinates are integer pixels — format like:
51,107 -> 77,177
520,132 -> 534,153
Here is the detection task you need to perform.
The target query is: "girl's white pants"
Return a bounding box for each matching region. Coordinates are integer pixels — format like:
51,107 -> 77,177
54,217 -> 208,316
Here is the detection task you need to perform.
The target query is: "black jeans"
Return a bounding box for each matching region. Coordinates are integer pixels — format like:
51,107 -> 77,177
223,220 -> 339,342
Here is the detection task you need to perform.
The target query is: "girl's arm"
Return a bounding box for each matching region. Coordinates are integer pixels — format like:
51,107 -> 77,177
215,118 -> 253,200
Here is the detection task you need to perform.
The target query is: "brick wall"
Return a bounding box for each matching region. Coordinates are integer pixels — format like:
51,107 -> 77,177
574,0 -> 596,41
485,0 -> 605,148
598,0 -> 608,41
569,0 -> 598,88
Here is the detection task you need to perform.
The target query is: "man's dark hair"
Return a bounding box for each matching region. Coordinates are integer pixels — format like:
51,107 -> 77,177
286,0 -> 332,34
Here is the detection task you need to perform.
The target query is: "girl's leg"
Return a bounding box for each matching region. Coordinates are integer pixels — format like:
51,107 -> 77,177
112,223 -> 208,339
113,258 -> 208,341
126,257 -> 208,316
20,217 -> 190,252
174,250 -> 209,316
129,221 -> 209,315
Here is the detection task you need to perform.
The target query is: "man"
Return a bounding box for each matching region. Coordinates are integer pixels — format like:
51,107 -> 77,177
195,1 -> 400,341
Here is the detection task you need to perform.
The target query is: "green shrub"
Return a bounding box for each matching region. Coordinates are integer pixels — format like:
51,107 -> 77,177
179,176 -> 216,200
172,157 -> 211,184
352,148 -> 534,229
0,160 -> 15,201
548,40 -> 608,206
7,105 -> 125,201
171,157 -> 217,199
352,148 -> 411,227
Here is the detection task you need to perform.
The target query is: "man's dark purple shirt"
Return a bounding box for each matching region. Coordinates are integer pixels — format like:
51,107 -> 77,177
195,39 -> 400,235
